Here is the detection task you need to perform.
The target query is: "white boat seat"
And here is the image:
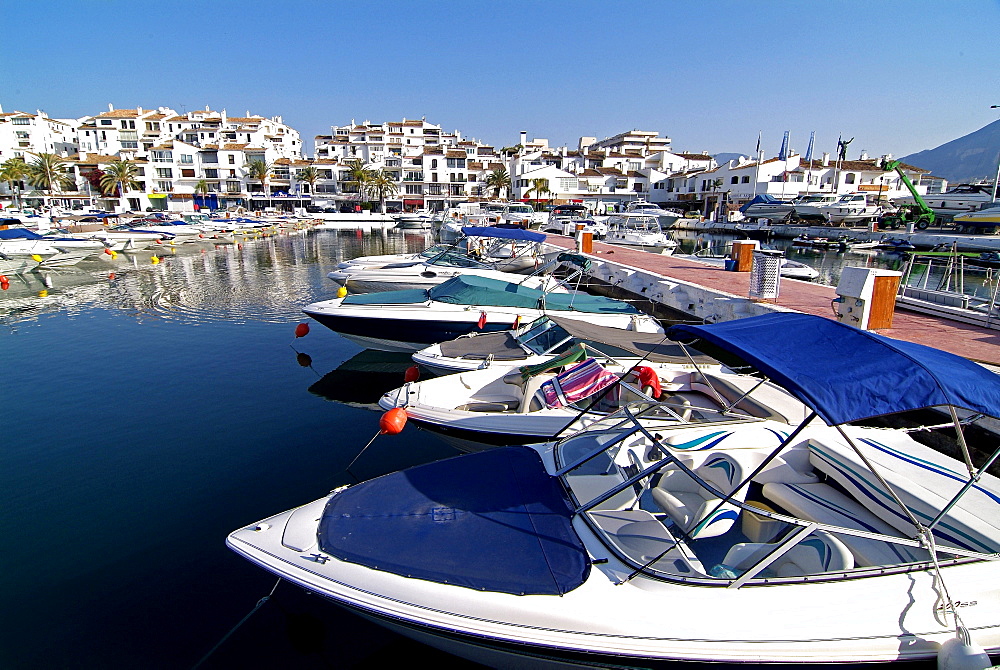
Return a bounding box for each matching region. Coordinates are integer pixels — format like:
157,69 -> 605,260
587,509 -> 706,575
761,482 -> 928,566
808,439 -> 1000,555
651,453 -> 746,539
520,374 -> 552,413
721,530 -> 854,578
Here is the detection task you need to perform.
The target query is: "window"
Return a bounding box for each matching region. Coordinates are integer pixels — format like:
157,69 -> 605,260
202,152 -> 218,164
731,176 -> 739,184
181,169 -> 195,178
100,119 -> 112,126
156,180 -> 171,191
12,117 -> 30,125
205,169 -> 219,179
404,184 -> 423,194
446,158 -> 465,168
156,168 -> 173,179
431,159 -> 438,168
844,173 -> 856,184
742,176 -> 749,183
121,142 -> 138,149
152,150 -> 172,162
226,180 -> 242,193
228,155 -> 235,164
180,154 -> 193,164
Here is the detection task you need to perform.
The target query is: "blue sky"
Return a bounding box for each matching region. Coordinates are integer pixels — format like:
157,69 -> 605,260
4,0 -> 998,161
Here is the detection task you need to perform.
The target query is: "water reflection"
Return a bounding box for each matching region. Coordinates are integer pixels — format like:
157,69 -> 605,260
0,228 -> 436,327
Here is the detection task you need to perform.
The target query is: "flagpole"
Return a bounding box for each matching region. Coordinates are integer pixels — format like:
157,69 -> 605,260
752,131 -> 761,197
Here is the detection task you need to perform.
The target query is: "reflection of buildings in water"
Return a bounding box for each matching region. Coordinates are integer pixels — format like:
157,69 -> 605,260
1,229 -> 436,327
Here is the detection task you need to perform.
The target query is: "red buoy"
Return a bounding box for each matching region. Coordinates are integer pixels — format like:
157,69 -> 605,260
0,274 -> 7,283
0,281 -> 9,291
379,407 -> 407,435
294,322 -> 310,338
404,365 -> 420,383
108,272 -> 116,280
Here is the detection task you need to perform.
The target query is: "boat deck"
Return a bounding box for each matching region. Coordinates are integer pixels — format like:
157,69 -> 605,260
544,235 -> 1000,366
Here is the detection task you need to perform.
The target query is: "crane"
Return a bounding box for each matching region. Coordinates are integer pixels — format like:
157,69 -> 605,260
878,159 -> 935,230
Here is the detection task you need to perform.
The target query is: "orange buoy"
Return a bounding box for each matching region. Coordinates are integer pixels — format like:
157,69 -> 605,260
109,272 -> 116,280
104,248 -> 113,256
1,281 -> 9,291
0,274 -> 7,283
294,322 -> 310,338
404,366 -> 420,383
379,407 -> 407,435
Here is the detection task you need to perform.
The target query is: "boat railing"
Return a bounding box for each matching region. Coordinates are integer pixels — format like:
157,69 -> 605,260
897,251 -> 1000,324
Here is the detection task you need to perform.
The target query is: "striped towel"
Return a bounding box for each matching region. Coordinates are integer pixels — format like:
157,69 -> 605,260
541,358 -> 619,409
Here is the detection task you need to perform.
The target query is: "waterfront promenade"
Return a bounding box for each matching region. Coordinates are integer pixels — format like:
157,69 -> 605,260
545,235 -> 1000,366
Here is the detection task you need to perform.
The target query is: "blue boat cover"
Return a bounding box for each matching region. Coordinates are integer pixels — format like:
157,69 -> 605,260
0,228 -> 44,240
668,313 -> 1000,425
317,446 -> 589,595
461,226 -> 546,242
739,194 -> 785,213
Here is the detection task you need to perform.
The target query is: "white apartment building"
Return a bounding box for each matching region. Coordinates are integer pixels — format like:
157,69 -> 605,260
312,118 -> 502,211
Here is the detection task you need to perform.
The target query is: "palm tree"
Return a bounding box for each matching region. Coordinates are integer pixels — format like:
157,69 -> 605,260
194,179 -> 211,211
244,158 -> 274,197
100,159 -> 140,211
344,158 -> 372,205
295,165 -> 320,200
26,152 -> 74,210
484,167 -> 511,200
0,157 -> 28,210
524,177 -> 550,205
367,169 -> 399,213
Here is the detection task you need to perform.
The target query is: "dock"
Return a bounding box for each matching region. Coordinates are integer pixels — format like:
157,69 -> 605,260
544,235 -> 1000,366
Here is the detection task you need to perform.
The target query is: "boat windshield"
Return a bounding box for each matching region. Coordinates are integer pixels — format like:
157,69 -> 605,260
552,389 -> 990,586
506,205 -> 533,214
426,249 -> 492,269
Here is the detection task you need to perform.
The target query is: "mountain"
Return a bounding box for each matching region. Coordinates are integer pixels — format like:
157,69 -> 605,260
899,120 -> 1000,183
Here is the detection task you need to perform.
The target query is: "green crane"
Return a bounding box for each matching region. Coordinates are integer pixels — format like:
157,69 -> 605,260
879,159 -> 935,230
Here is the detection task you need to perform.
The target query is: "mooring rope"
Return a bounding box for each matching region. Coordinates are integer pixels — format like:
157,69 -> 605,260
191,577 -> 282,669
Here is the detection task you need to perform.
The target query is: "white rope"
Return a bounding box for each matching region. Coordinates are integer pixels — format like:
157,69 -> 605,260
921,528 -> 964,633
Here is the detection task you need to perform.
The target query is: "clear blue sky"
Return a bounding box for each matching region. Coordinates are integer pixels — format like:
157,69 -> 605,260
4,0 -> 998,161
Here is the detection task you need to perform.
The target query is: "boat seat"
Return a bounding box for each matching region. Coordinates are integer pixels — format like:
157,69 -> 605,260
720,529 -> 854,578
587,509 -> 705,575
651,453 -> 746,539
689,372 -> 799,423
520,374 -> 552,413
808,439 -> 1000,555
762,482 -> 928,566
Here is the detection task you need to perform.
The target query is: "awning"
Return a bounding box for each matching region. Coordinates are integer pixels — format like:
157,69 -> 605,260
668,313 -> 1000,425
317,447 -> 588,595
403,199 -> 424,205
147,193 -> 167,199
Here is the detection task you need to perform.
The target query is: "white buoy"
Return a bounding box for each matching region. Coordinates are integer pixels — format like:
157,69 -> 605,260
43,274 -> 53,288
937,626 -> 992,670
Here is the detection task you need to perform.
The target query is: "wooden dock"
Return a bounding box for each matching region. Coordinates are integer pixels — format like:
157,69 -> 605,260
545,235 -> 1000,366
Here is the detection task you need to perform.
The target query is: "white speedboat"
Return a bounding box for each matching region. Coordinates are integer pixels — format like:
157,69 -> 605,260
814,193 -> 886,224
791,193 -> 840,221
739,195 -> 795,222
604,213 -> 678,252
676,251 -> 819,281
625,199 -> 683,228
394,210 -> 435,229
229,312 -> 1000,668
0,229 -> 105,267
414,314 -> 678,375
329,228 -> 560,292
541,216 -> 607,239
303,273 -> 664,353
896,184 -> 995,218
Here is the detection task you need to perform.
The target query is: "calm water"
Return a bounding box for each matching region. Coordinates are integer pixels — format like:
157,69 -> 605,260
0,228 -> 481,669
0,226 -> 950,669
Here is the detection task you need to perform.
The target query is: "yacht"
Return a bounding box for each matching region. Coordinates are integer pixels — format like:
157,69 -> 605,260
813,193 -> 886,224
791,193 -> 840,221
228,312 -> 1000,668
625,199 -> 682,229
604,213 -> 678,252
738,195 -> 795,222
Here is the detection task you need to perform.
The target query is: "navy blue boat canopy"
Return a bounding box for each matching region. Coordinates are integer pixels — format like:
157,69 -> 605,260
0,228 -> 45,240
317,446 -> 589,596
738,194 -> 785,213
668,313 -> 1000,426
461,226 -> 546,242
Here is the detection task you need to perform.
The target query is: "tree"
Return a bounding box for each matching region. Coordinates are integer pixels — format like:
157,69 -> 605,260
0,157 -> 29,209
367,169 -> 399,213
524,177 -> 550,204
484,167 -> 511,200
194,179 -> 211,211
244,158 -> 274,196
344,158 -> 372,204
100,159 -> 140,210
295,165 -> 319,199
26,152 -> 74,208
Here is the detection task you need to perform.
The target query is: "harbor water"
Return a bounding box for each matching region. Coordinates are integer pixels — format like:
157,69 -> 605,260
1,225 -> 965,668
0,229 -> 482,669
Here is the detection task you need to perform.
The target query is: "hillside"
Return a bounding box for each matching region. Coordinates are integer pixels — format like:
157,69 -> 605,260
900,120 -> 1000,183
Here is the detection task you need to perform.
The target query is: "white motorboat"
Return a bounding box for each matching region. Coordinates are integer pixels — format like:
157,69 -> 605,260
89,225 -> 167,252
625,199 -> 683,228
791,193 -> 840,221
500,203 -> 536,228
338,226 -> 557,276
303,272 -> 664,353
676,250 -> 819,281
541,216 -> 607,239
814,193 -> 887,224
229,312 -> 1000,668
739,195 -> 795,222
604,213 -> 678,252
895,184 -> 995,218
411,314 -> 661,375
394,209 -> 436,229
0,229 -> 105,267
